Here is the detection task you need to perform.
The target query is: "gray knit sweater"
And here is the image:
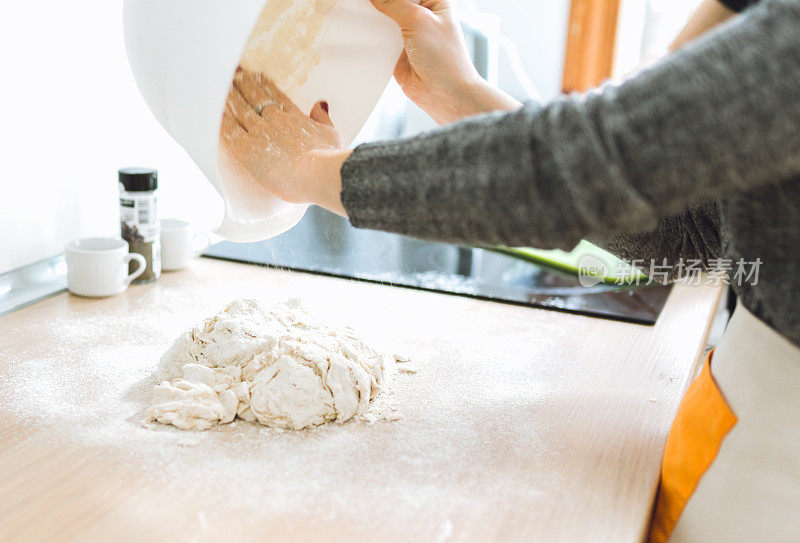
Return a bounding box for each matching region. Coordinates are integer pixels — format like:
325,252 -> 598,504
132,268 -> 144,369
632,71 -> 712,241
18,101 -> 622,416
341,0 -> 800,346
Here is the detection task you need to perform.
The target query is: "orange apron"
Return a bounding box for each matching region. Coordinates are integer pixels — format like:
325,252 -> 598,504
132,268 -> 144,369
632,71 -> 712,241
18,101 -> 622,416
648,351 -> 738,543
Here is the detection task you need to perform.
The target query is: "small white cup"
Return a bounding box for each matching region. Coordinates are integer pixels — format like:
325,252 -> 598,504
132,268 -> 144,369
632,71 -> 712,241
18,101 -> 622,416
65,238 -> 146,297
160,219 -> 211,271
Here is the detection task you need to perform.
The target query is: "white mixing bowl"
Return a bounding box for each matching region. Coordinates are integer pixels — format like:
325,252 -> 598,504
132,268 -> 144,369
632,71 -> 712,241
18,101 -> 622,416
123,0 -> 403,242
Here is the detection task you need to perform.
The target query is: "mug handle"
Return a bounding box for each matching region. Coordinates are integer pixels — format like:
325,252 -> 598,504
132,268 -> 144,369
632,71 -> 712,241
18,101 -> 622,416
192,233 -> 211,257
126,253 -> 147,283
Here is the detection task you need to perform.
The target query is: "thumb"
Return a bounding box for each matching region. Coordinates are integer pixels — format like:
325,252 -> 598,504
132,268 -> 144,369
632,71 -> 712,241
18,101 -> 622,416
370,0 -> 423,28
309,101 -> 334,127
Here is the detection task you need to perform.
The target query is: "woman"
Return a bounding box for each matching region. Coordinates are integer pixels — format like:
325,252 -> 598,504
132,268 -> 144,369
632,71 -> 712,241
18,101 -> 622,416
221,0 -> 800,541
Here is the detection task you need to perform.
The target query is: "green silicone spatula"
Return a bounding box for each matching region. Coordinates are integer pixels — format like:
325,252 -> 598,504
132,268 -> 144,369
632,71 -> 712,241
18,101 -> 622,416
487,241 -> 649,286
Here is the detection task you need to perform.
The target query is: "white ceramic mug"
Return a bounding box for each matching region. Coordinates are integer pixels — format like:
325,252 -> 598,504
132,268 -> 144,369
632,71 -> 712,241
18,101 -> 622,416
160,219 -> 211,271
65,238 -> 146,297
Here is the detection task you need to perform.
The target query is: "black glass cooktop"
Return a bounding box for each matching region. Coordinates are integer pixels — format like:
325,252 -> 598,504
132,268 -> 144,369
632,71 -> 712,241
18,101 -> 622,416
204,207 -> 671,324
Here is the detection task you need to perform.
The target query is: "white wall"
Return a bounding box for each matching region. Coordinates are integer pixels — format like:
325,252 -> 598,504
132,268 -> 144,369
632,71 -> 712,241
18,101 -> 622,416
0,0 -> 222,275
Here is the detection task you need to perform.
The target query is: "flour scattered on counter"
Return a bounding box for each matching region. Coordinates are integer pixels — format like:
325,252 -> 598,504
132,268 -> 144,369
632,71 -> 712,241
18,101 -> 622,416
146,299 -> 397,431
394,354 -> 419,374
356,385 -> 402,424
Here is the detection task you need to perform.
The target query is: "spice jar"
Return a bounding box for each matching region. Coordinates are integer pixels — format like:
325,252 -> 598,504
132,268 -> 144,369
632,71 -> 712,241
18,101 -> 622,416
119,168 -> 161,284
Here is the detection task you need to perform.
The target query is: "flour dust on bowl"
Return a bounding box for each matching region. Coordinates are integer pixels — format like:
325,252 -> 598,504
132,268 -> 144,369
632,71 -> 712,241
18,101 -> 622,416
123,0 -> 403,242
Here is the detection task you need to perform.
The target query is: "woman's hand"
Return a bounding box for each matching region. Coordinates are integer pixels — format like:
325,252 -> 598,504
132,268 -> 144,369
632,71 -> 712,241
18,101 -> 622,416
371,0 -> 520,124
219,68 -> 347,210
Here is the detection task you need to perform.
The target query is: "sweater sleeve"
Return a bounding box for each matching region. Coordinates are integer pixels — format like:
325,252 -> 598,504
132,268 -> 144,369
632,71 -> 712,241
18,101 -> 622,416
340,0 -> 800,250
600,202 -> 722,282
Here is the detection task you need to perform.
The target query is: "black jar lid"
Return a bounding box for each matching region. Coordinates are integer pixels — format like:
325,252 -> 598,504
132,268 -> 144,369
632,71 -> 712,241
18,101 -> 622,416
119,167 -> 158,192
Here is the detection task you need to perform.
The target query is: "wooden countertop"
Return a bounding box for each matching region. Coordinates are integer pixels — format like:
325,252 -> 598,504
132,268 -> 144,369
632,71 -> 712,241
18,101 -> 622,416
0,258 -> 722,543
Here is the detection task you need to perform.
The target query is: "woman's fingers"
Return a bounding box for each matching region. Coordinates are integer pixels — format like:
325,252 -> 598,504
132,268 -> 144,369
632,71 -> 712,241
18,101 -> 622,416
233,69 -> 275,111
220,103 -> 249,159
393,50 -> 413,86
370,0 -> 426,29
223,68 -> 343,164
254,72 -> 304,116
234,68 -> 306,117
226,85 -> 261,131
309,101 -> 333,127
418,0 -> 451,13
222,103 -> 245,134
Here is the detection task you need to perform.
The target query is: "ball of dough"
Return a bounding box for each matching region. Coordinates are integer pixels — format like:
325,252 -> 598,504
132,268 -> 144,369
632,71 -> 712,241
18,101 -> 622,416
146,299 -> 389,431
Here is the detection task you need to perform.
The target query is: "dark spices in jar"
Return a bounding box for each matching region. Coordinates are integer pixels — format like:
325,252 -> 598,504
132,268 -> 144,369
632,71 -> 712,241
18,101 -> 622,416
119,168 -> 161,284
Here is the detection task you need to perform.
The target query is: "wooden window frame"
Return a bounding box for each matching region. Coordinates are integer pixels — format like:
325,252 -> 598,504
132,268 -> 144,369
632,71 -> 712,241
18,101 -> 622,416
562,0 -> 622,93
